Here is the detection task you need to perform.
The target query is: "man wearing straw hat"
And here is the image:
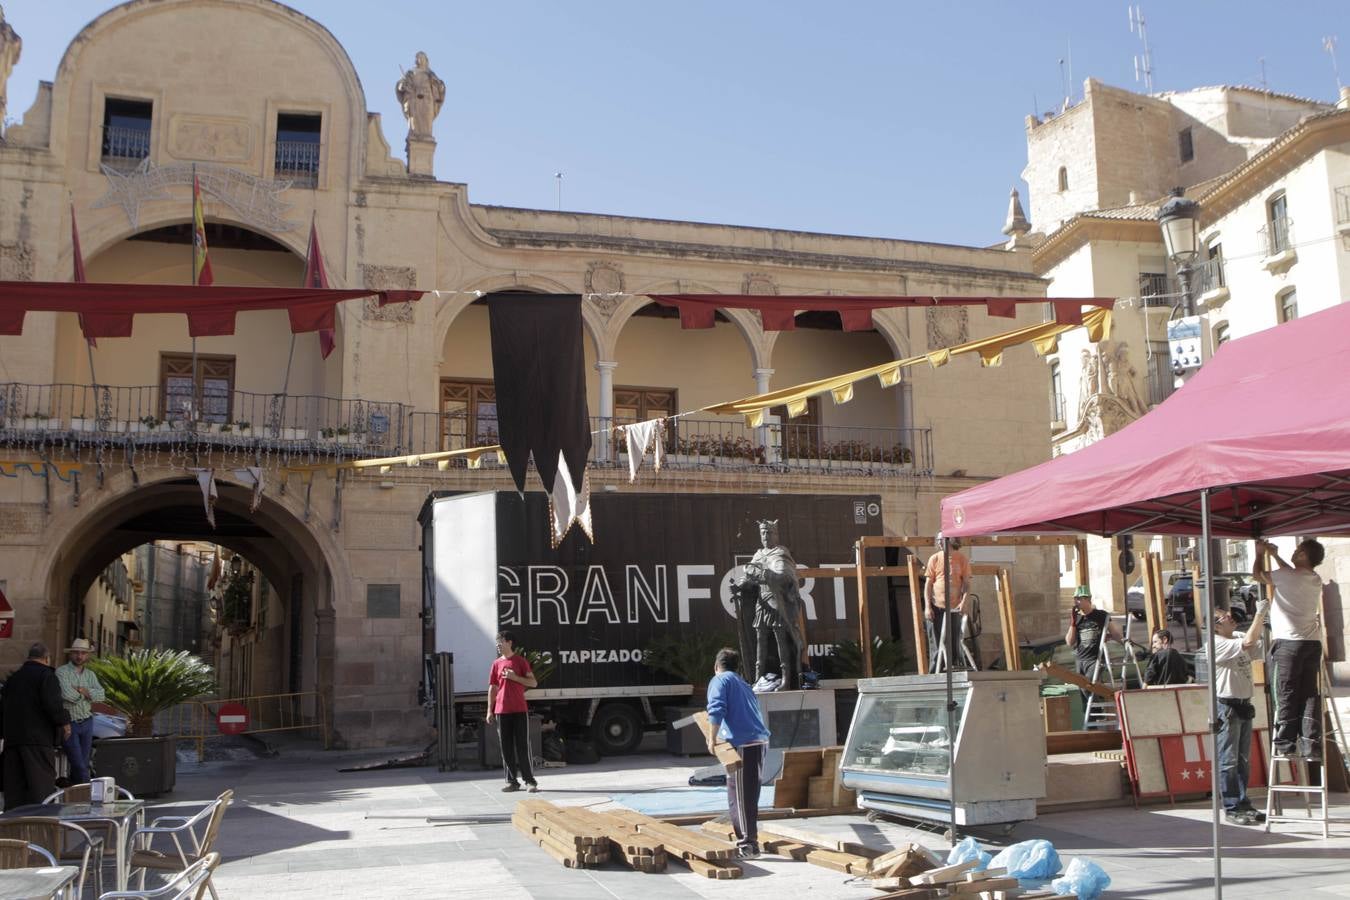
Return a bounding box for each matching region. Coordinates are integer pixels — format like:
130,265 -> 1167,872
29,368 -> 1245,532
56,638 -> 105,785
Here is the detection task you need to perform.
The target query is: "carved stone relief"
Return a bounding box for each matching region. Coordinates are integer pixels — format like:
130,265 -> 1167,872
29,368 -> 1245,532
0,242 -> 35,281
742,273 -> 777,295
167,114 -> 252,162
584,261 -> 624,296
361,264 -> 417,322
1075,339 -> 1149,439
926,306 -> 968,350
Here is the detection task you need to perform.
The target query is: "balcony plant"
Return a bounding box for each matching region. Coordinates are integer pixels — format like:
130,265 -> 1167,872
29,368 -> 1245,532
234,420 -> 252,435
70,414 -> 96,433
86,649 -> 217,795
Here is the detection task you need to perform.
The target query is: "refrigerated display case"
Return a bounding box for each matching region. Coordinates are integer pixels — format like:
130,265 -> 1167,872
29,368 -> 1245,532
840,671 -> 1046,826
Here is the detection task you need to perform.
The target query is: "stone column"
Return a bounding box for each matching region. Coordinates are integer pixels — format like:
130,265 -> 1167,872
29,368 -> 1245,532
406,137 -> 435,177
754,367 -> 774,461
596,360 -> 618,463
314,605 -> 337,746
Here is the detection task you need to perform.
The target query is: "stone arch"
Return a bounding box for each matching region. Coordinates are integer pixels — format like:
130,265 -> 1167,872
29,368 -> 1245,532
611,281 -> 769,370
76,212 -> 311,279
431,273 -> 602,359
755,307 -> 909,371
50,0 -> 370,177
34,467 -> 347,733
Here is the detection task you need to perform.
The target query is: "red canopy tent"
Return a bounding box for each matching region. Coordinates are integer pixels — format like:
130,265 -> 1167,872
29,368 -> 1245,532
941,299 -> 1350,539
940,299 -> 1350,898
0,281 -> 422,341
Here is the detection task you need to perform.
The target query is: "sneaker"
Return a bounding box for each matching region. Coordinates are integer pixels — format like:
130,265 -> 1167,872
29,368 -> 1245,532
526,783 -> 540,793
738,843 -> 761,860
1273,744 -> 1296,759
1225,810 -> 1257,826
1233,805 -> 1265,823
501,783 -> 520,793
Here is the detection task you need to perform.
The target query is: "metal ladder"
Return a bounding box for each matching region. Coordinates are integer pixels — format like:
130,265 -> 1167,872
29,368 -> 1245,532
1263,661 -> 1334,838
1083,626 -> 1120,731
932,603 -> 979,673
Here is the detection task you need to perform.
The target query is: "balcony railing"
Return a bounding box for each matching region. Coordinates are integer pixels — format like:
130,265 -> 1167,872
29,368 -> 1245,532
101,124 -> 151,169
1138,273 -> 1176,308
1194,256 -> 1226,296
1336,186 -> 1350,226
1146,365 -> 1176,406
1050,393 -> 1066,427
1260,215 -> 1293,256
274,140 -> 320,187
0,383 -> 406,457
404,411 -> 934,477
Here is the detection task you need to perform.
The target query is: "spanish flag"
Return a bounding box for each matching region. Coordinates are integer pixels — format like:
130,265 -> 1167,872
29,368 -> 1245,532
192,172 -> 214,286
302,221 -> 337,359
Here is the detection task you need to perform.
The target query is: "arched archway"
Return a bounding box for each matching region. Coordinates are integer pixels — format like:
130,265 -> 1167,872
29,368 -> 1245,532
36,470 -> 344,737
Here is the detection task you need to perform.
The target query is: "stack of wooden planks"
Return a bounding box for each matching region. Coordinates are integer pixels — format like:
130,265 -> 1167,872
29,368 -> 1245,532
867,858 -> 1075,898
773,746 -> 856,810
700,818 -> 880,874
512,800 -> 741,878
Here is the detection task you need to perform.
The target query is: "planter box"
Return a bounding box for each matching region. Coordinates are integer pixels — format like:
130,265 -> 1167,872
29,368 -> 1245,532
19,417 -> 51,430
70,419 -> 96,433
91,734 -> 178,797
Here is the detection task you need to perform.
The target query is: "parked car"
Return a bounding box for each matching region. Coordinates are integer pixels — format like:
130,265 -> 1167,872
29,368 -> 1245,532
1126,575 -> 1195,624
1219,572 -> 1260,619
1126,581 -> 1146,621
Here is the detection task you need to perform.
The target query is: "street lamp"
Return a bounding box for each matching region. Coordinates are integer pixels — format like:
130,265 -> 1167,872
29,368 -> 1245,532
1157,188 -> 1202,316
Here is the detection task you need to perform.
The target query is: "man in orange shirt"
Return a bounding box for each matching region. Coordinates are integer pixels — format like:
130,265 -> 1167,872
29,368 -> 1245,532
925,535 -> 976,670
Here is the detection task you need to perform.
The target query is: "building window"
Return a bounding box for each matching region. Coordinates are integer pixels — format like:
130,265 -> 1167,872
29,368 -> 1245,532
1057,166 -> 1069,192
101,98 -> 153,169
1139,271 -> 1172,307
1278,288 -> 1298,324
1199,240 -> 1225,293
772,397 -> 822,459
1146,341 -> 1175,406
440,379 -> 498,449
613,386 -> 676,425
1214,322 -> 1230,347
160,353 -> 235,424
1178,127 -> 1194,163
1265,192 -> 1291,255
1049,361 -> 1065,425
274,113 -> 322,188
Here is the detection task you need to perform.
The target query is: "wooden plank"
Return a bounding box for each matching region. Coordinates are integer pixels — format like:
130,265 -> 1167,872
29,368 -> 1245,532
1046,729 -> 1122,754
1000,568 -> 1021,671
1035,661 -> 1117,700
949,878 -> 1020,894
857,539 -> 874,676
910,859 -> 979,885
610,809 -> 739,860
516,799 -> 608,845
908,555 -> 928,675
668,853 -> 742,879
806,775 -> 834,810
868,842 -> 941,878
859,535 -> 1079,549
803,846 -> 875,874
1074,538 -> 1089,588
691,711 -> 743,771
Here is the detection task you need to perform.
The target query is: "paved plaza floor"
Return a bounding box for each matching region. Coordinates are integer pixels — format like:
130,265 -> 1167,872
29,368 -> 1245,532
151,738 -> 1350,899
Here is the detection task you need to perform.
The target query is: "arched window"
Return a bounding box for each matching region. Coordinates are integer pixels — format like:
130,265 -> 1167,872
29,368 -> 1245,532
1057,167 -> 1069,192
1277,288 -> 1298,324
1213,322 -> 1230,347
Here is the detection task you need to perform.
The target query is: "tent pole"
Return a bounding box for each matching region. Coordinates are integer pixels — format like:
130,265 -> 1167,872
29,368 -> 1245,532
1200,489 -> 1223,898
943,537 -> 956,847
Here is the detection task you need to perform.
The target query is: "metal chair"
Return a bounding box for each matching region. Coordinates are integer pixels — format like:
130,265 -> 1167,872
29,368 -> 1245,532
0,817 -> 102,897
128,790 -> 232,900
0,837 -> 58,868
44,783 -> 139,804
98,851 -> 220,900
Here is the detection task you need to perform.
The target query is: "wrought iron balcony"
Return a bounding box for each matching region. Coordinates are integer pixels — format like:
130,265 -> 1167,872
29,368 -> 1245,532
1336,186 -> 1350,227
101,125 -> 151,169
1259,215 -> 1294,257
1193,256 -> 1226,297
1138,273 -> 1177,308
274,140 -> 321,187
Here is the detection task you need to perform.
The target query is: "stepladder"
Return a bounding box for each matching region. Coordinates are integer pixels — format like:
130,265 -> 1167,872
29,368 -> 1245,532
1263,659 -> 1339,838
1084,615 -> 1144,730
931,599 -> 980,673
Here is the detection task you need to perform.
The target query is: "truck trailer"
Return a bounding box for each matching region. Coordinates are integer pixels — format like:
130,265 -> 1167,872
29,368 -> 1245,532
419,490 -> 892,756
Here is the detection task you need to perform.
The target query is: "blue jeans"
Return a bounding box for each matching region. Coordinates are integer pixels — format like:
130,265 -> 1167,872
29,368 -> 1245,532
62,717 -> 95,785
1216,702 -> 1253,812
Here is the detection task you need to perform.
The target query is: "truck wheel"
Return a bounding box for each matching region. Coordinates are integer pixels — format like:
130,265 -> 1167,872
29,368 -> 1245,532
590,703 -> 643,756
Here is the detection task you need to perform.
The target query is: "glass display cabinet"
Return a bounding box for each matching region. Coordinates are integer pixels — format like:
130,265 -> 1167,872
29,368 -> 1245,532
840,671 -> 1046,825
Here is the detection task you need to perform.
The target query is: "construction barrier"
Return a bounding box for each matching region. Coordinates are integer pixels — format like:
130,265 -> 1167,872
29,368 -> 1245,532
164,691 -> 330,760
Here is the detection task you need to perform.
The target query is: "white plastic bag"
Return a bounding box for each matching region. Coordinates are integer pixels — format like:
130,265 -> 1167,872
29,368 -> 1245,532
92,713 -> 128,739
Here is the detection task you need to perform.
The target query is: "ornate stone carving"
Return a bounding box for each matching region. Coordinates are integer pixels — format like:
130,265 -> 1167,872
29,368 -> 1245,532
167,114 -> 252,162
926,306 -> 969,350
361,264 -> 417,322
93,159 -> 297,232
742,273 -> 777,295
584,261 -> 624,296
0,9 -> 19,135
0,241 -> 35,281
395,52 -> 445,139
1075,339 -> 1149,439
586,293 -> 622,319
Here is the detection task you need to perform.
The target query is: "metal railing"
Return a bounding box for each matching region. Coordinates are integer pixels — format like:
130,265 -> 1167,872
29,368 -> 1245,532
1260,215 -> 1293,256
1336,186 -> 1350,226
1050,393 -> 1066,426
1138,273 -> 1176,308
1146,361 -> 1176,406
404,410 -> 933,476
161,691 -> 329,760
0,383 -> 407,455
1193,256 -> 1225,296
274,140 -> 321,187
101,124 -> 151,167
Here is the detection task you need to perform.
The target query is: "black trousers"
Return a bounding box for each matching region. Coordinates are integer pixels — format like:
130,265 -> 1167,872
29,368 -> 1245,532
727,742 -> 765,850
2,744 -> 57,811
927,610 -> 980,671
1271,639 -> 1322,753
497,713 -> 535,786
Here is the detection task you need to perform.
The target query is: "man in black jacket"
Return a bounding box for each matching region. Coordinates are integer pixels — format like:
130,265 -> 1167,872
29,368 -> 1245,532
1144,629 -> 1190,686
1,643 -> 72,810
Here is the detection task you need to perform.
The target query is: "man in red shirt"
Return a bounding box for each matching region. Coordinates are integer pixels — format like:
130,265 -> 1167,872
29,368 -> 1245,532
486,630 -> 539,792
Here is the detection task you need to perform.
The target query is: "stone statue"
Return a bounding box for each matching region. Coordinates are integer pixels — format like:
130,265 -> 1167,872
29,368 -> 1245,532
0,6 -> 21,136
1110,342 -> 1150,418
1076,348 -> 1099,423
737,519 -> 806,690
395,51 -> 445,139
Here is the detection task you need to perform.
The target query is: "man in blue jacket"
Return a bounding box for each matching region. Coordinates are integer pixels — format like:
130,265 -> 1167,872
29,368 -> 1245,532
706,647 -> 771,859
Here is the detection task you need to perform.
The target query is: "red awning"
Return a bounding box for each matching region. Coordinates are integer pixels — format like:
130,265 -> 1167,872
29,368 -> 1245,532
648,294 -> 1113,331
0,281 -> 423,340
940,300 -> 1350,539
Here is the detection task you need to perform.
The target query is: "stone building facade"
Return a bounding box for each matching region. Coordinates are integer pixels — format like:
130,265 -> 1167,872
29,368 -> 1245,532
1,0 -> 1067,746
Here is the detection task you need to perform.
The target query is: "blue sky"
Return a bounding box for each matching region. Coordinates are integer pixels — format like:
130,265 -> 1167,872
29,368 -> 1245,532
4,1 -> 1345,246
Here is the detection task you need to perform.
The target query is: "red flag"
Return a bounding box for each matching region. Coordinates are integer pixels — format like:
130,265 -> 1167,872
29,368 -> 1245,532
71,204 -> 96,348
192,174 -> 214,286
303,221 -> 335,358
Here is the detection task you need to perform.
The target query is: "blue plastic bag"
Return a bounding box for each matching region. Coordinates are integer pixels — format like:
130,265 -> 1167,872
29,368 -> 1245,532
945,836 -> 990,871
1051,857 -> 1111,900
988,839 -> 1061,879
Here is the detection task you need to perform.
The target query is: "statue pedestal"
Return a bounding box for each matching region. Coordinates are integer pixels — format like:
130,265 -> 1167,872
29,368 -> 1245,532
406,136 -> 436,177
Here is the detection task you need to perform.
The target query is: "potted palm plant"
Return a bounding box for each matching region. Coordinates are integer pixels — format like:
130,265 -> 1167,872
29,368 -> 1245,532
87,649 -> 217,796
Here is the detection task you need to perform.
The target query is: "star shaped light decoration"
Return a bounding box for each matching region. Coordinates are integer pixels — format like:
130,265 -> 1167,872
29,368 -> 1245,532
92,157 -> 172,230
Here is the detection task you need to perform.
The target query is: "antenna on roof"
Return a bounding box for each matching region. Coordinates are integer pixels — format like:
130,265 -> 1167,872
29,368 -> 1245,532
1326,35 -> 1343,92
1259,58 -> 1273,125
1129,6 -> 1155,93
1059,57 -> 1070,110
554,171 -> 563,212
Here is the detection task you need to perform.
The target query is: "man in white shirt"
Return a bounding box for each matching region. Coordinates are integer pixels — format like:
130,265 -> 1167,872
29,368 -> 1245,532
1210,603 -> 1269,826
1252,538 -> 1325,761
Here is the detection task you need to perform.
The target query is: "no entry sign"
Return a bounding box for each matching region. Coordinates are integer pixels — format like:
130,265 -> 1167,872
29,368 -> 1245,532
217,702 -> 250,735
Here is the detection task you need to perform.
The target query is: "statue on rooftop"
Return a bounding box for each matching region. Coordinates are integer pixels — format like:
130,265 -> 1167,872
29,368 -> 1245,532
395,51 -> 445,140
0,6 -> 21,137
